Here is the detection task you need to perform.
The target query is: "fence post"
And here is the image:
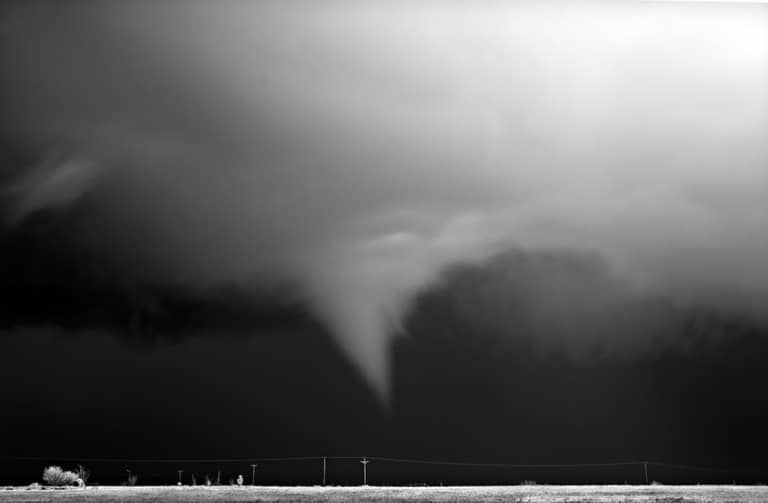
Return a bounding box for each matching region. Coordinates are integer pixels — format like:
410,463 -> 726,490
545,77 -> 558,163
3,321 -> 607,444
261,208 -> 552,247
644,462 -> 649,484
322,457 -> 327,486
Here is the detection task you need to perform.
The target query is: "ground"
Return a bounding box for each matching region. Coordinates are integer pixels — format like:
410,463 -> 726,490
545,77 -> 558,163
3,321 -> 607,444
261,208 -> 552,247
1,485 -> 768,503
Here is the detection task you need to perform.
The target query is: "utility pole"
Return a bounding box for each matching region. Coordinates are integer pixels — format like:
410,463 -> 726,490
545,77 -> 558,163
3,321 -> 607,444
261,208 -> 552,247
360,458 -> 370,486
644,462 -> 649,484
177,470 -> 183,485
322,457 -> 327,486
250,464 -> 258,486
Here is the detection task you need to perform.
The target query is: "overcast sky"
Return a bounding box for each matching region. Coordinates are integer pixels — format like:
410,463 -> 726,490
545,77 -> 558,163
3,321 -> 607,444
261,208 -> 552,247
1,1 -> 768,483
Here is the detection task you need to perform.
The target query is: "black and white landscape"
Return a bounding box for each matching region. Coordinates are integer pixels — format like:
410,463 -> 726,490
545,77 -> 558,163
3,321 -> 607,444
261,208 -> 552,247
1,1 -> 768,499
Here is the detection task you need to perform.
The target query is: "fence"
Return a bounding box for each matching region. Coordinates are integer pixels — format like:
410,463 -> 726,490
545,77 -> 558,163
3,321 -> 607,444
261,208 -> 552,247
3,455 -> 768,486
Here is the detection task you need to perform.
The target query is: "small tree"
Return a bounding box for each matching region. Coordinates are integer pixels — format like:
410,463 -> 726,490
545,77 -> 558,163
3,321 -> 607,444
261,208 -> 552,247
75,465 -> 91,484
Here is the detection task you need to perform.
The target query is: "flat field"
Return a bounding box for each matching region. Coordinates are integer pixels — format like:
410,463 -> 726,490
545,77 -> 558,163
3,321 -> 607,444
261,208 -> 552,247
2,485 -> 768,503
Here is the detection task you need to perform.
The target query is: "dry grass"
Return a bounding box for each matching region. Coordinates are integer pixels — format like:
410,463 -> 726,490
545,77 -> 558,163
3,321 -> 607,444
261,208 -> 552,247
1,485 -> 768,502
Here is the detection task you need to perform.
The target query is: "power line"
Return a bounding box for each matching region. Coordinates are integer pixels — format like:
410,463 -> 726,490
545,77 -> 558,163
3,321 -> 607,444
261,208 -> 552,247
648,461 -> 768,476
0,455 -> 323,463
368,457 -> 643,468
2,455 -> 768,476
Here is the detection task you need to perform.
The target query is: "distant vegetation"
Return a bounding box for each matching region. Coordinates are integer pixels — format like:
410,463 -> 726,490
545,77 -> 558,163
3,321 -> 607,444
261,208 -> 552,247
75,464 -> 91,484
41,466 -> 78,486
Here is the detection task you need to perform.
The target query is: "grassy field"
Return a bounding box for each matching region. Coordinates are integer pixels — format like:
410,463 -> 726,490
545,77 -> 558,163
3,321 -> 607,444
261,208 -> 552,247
1,485 -> 768,502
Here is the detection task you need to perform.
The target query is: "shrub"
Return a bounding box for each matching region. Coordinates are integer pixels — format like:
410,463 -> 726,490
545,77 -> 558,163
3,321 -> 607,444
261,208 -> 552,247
127,473 -> 138,486
42,466 -> 79,486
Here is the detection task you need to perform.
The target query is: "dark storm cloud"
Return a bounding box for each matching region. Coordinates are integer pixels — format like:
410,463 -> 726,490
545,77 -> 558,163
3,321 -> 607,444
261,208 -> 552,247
404,249 -> 761,361
1,1 -> 767,398
0,216 -> 316,338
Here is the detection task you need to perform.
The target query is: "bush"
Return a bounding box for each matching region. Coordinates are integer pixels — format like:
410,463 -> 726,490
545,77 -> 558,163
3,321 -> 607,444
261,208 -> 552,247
42,466 -> 79,486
